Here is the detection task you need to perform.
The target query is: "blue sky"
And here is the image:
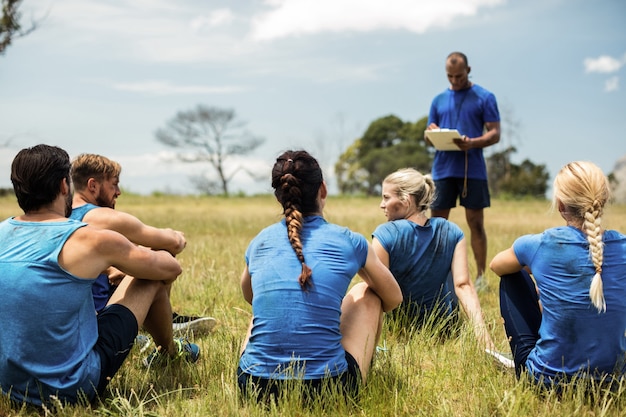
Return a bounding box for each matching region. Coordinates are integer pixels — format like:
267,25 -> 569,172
1,0 -> 624,195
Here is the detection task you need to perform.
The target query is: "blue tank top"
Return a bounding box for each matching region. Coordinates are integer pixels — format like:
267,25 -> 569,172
0,218 -> 100,406
70,204 -> 110,313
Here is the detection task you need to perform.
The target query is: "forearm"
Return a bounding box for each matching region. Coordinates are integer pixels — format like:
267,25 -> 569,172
456,284 -> 495,350
468,129 -> 500,148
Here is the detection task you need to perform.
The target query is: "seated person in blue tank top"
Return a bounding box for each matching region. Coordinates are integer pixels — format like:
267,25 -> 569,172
69,153 -> 215,336
491,161 -> 626,386
237,150 -> 402,402
372,168 -> 495,351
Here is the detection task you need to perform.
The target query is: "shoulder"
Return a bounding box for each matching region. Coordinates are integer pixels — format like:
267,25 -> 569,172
603,230 -> 626,243
433,89 -> 451,101
81,206 -> 140,230
430,217 -> 464,235
471,83 -> 495,96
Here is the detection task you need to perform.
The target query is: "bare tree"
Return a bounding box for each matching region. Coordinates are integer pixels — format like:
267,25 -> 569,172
155,105 -> 265,196
1,0 -> 38,55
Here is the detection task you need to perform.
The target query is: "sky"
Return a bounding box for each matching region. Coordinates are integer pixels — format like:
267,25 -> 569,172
1,0 -> 625,196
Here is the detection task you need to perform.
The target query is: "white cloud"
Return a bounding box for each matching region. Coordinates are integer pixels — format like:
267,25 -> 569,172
250,0 -> 504,41
604,76 -> 619,93
111,80 -> 246,95
584,54 -> 625,74
191,8 -> 235,32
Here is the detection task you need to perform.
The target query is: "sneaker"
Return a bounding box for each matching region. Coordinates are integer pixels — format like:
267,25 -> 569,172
485,349 -> 515,370
172,312 -> 217,336
474,275 -> 488,293
143,338 -> 200,367
135,334 -> 152,354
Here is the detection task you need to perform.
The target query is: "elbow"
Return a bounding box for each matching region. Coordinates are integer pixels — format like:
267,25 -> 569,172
488,258 -> 507,277
384,291 -> 403,313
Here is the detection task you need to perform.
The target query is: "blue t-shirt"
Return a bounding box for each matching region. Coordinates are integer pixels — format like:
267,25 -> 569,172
239,216 -> 368,379
0,218 -> 100,406
428,84 -> 500,180
513,226 -> 626,382
372,217 -> 463,318
70,204 -> 110,313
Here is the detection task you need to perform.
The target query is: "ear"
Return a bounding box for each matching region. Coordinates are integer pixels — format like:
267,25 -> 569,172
557,199 -> 566,212
60,177 -> 70,195
466,66 -> 471,74
319,181 -> 328,200
86,177 -> 99,194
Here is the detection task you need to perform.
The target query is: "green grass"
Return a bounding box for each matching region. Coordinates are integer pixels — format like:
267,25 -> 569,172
1,194 -> 626,417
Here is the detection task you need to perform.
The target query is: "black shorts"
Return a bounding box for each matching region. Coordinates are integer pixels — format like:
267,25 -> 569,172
432,178 -> 490,210
93,304 -> 138,394
237,351 -> 361,402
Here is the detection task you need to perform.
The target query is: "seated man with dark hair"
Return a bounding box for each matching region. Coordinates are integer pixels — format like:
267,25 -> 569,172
0,144 -> 199,407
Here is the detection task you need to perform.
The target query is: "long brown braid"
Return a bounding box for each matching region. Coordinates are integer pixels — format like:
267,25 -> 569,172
553,161 -> 610,312
271,151 -> 323,289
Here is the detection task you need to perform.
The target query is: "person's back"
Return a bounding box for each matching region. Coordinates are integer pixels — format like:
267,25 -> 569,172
513,226 -> 626,380
373,217 -> 462,318
241,216 -> 368,378
0,218 -> 100,405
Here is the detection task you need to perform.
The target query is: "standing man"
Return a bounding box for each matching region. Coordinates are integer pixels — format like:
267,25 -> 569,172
425,52 -> 501,291
69,153 -> 216,336
0,145 -> 198,407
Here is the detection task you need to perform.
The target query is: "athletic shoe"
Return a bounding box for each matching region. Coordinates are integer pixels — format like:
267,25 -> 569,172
485,349 -> 515,369
142,338 -> 200,367
172,312 -> 217,336
474,275 -> 488,293
135,334 -> 152,354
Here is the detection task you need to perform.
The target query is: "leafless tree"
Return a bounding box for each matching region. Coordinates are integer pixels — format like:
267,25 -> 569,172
155,105 -> 265,196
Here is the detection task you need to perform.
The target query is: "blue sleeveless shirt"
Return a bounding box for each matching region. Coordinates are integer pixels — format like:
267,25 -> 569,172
70,204 -> 110,313
0,218 -> 100,405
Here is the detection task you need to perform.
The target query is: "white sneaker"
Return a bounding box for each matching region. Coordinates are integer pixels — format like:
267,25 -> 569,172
475,275 -> 488,293
135,334 -> 152,353
172,313 -> 217,336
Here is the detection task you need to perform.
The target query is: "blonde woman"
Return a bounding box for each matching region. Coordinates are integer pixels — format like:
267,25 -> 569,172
490,161 -> 626,385
372,168 -> 495,351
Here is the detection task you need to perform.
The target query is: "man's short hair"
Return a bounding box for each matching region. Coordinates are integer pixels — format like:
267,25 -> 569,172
447,51 -> 469,67
70,154 -> 122,190
11,144 -> 71,212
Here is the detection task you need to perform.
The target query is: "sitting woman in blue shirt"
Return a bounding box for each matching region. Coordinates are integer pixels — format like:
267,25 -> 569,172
372,168 -> 494,350
237,150 -> 402,402
491,161 -> 626,386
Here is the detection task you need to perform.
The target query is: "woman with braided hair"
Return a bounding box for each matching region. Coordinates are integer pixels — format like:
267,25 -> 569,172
237,150 -> 402,401
490,161 -> 626,386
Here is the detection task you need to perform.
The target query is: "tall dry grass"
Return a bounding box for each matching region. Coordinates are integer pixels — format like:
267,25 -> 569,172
0,194 -> 625,416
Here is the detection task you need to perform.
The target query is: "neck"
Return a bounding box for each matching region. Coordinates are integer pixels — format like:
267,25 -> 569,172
406,211 -> 428,226
73,191 -> 96,207
19,206 -> 66,221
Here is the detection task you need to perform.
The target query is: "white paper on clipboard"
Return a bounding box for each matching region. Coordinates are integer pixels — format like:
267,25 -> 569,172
425,129 -> 462,151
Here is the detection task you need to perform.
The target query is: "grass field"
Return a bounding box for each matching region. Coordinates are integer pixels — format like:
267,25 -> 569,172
1,194 -> 625,417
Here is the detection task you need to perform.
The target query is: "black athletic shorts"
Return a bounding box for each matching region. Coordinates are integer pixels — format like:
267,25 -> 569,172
432,178 -> 490,210
237,351 -> 361,401
93,304 -> 138,394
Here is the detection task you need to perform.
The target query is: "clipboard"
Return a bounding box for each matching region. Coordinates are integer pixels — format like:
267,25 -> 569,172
425,129 -> 462,151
